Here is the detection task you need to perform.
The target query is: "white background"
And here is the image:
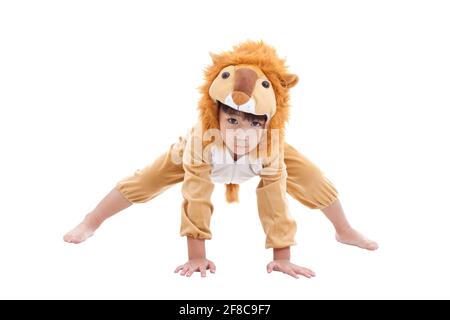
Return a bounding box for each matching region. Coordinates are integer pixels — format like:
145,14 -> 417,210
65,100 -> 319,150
1,0 -> 449,299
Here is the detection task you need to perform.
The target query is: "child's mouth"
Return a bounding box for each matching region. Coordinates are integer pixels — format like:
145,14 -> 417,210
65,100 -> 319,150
234,139 -> 249,148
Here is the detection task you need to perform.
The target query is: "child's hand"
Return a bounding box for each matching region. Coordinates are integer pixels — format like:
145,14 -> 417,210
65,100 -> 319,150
174,258 -> 216,277
267,260 -> 316,279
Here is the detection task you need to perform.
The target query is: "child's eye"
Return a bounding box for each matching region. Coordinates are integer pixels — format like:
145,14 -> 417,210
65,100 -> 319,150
227,118 -> 238,125
251,121 -> 262,127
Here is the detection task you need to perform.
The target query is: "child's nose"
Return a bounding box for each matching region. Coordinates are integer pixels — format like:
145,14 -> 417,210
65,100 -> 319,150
234,131 -> 249,140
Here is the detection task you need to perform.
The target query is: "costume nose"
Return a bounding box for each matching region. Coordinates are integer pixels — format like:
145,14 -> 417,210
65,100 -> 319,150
231,91 -> 250,105
232,67 -> 257,106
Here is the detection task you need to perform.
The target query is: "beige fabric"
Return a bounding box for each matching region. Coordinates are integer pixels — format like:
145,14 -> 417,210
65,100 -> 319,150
209,65 -> 277,119
256,148 -> 297,248
180,126 -> 215,240
116,136 -> 338,249
284,143 -> 338,210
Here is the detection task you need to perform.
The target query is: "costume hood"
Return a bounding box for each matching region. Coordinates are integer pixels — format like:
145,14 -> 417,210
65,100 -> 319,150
197,40 -> 299,159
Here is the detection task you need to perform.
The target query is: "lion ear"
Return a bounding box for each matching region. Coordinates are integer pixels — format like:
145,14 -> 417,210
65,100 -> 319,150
280,73 -> 299,88
209,52 -> 220,64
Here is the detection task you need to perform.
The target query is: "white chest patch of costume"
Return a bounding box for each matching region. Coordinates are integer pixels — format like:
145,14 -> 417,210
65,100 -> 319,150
210,145 -> 262,184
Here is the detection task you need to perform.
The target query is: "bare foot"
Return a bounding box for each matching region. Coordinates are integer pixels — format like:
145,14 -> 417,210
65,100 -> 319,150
63,220 -> 99,244
336,228 -> 378,251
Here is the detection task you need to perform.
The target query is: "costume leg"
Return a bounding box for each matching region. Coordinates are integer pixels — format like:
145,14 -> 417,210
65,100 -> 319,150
64,138 -> 186,244
284,143 -> 378,250
116,137 -> 186,203
284,142 -> 338,209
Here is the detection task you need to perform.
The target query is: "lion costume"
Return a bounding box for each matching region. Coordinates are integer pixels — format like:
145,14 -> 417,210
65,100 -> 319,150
116,40 -> 338,248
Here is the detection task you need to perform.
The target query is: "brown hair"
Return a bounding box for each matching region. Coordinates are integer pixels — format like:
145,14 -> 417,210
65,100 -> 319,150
218,101 -> 267,124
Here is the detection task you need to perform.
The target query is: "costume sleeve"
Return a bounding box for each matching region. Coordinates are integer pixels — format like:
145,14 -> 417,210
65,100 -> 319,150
179,126 -> 215,240
256,150 -> 297,249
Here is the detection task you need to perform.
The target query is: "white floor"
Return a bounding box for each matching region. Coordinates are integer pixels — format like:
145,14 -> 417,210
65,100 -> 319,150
2,173 -> 449,299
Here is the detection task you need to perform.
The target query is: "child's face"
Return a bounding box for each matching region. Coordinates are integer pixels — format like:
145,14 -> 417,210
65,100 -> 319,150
218,107 -> 267,156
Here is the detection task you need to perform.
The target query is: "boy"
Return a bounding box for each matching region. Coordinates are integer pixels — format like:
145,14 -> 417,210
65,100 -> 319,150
64,41 -> 377,279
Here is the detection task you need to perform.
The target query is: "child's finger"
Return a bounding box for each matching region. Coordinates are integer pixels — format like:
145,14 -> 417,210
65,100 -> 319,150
286,269 -> 299,279
295,268 -> 312,278
186,267 -> 195,277
295,266 -> 315,277
304,268 -> 316,277
199,265 -> 207,277
298,271 -> 312,278
297,266 -> 315,275
304,268 -> 315,276
174,265 -> 184,273
180,265 -> 190,276
208,261 -> 216,273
